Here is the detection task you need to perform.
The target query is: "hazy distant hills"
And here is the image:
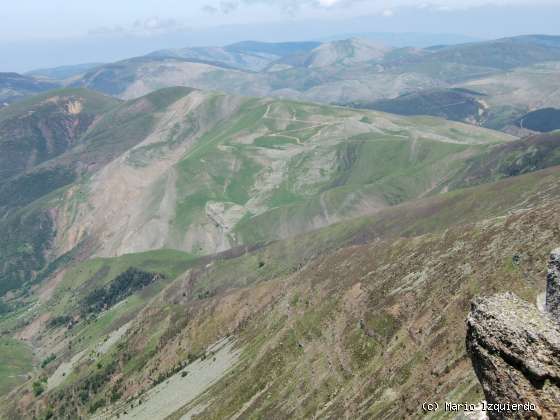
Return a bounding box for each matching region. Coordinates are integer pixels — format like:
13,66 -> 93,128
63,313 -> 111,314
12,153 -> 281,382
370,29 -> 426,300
4,35 -> 559,135
26,63 -> 104,82
63,35 -> 560,132
69,38 -> 437,102
417,35 -> 560,71
0,72 -> 59,107
278,38 -> 390,69
147,41 -> 321,71
320,31 -> 482,48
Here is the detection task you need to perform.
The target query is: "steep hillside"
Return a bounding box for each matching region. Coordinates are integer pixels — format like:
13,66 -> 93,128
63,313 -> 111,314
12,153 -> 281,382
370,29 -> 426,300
49,89 -> 512,261
446,132 -> 560,189
0,87 -> 205,295
0,73 -> 59,107
0,89 -> 119,186
2,163 -> 560,419
0,89 -> 121,295
2,88 -> 560,420
0,86 -> 515,296
351,88 -> 487,124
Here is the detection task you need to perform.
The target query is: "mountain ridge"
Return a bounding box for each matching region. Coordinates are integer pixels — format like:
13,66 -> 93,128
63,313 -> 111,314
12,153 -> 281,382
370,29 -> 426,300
3,160 -> 560,418
0,72 -> 60,107
65,35 -> 560,132
2,31 -> 560,420
0,85 -> 514,297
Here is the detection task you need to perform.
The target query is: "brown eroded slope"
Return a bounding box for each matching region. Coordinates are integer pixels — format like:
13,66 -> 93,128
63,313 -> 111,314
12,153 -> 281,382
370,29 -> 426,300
6,165 -> 560,419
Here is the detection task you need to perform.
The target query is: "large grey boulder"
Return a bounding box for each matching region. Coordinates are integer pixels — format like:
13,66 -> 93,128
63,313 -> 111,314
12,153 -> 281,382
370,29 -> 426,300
466,293 -> 560,419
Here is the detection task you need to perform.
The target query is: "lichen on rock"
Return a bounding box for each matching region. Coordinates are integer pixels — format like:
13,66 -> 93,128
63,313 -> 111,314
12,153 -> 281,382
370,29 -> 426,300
466,292 -> 560,419
546,248 -> 560,322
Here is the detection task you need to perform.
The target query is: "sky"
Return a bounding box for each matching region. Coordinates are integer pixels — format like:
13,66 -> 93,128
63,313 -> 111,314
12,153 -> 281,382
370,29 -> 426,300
2,0 -> 560,72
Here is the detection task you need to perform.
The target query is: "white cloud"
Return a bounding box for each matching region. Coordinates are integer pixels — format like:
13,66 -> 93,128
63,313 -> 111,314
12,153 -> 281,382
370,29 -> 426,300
206,0 -> 560,14
318,0 -> 341,6
89,17 -> 189,36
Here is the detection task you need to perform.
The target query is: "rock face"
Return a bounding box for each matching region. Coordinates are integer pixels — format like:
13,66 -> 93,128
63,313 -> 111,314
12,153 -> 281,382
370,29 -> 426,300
546,248 -> 560,321
466,293 -> 560,419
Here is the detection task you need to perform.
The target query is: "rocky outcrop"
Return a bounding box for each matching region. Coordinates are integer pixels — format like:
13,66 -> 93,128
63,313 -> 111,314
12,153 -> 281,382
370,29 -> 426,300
546,248 -> 560,321
466,293 -> 560,419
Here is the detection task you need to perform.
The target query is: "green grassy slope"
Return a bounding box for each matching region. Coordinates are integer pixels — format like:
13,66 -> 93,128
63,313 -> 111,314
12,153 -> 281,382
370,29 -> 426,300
182,164 -> 560,299
186,206 -> 555,419
165,99 -> 512,253
0,86 -> 516,297
4,164 -> 559,418
44,250 -> 196,356
0,249 -> 196,401
0,82 -> 537,302
0,87 -> 500,267
0,338 -> 33,396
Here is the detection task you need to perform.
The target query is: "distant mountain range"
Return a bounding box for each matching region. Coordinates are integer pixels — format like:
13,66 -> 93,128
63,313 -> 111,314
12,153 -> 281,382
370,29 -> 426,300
5,35 -> 560,134
0,72 -> 58,107
3,30 -> 560,419
146,41 -> 321,72
26,63 -> 104,81
319,32 -> 482,47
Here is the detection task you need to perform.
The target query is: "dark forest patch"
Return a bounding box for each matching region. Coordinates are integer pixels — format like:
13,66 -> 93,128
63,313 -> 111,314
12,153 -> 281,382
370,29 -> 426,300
518,108 -> 560,132
81,268 -> 163,315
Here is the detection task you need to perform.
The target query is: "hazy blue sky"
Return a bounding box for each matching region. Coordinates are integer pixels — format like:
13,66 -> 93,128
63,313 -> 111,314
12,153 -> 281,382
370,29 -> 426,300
2,0 -> 560,72
2,0 -> 560,40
